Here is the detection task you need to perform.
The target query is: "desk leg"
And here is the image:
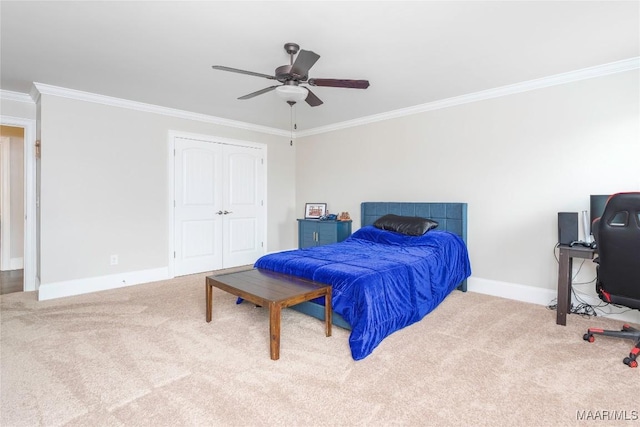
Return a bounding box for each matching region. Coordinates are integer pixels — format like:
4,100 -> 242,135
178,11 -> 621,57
206,281 -> 213,323
269,302 -> 281,360
557,249 -> 573,326
325,288 -> 332,337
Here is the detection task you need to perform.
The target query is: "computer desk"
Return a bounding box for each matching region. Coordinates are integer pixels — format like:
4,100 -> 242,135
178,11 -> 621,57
556,244 -> 597,325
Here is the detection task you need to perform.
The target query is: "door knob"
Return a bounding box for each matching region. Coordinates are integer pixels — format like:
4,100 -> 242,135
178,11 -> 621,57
215,210 -> 223,215
223,210 -> 233,215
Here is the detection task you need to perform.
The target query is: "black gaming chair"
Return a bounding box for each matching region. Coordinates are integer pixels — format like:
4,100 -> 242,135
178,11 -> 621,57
583,192 -> 640,368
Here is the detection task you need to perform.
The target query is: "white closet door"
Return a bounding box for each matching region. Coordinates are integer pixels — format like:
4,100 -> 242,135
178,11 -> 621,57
222,144 -> 265,268
174,138 -> 223,275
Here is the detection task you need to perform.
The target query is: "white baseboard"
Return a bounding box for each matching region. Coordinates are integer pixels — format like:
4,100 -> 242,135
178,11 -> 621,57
468,277 -> 640,324
38,267 -> 170,301
34,269 -> 640,324
9,257 -> 23,270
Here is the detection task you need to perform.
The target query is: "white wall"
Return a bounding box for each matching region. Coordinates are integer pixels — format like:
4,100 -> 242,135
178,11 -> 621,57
0,97 -> 37,121
37,94 -> 296,292
9,133 -> 24,262
295,70 -> 640,304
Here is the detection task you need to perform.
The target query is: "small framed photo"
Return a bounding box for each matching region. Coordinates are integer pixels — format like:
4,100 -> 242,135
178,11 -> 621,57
304,203 -> 327,219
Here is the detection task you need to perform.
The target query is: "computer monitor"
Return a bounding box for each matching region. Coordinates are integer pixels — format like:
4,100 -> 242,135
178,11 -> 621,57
590,194 -> 611,230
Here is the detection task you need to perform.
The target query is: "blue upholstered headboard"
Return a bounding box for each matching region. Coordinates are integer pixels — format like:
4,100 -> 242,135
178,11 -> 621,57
361,202 -> 468,244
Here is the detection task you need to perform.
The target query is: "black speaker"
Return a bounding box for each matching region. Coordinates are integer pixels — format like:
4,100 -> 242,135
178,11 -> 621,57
558,212 -> 579,245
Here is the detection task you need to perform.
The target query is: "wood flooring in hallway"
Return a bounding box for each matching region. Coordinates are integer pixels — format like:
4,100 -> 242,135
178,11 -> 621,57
0,269 -> 23,295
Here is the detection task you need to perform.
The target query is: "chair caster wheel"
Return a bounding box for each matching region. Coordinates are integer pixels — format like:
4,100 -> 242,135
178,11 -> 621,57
583,333 -> 594,343
623,357 -> 638,368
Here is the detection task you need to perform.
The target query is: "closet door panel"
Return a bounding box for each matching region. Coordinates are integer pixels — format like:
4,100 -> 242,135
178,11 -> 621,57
223,145 -> 265,268
174,139 -> 223,275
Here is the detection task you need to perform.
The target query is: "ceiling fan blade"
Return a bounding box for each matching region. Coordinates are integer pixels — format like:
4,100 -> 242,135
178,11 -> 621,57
291,49 -> 320,78
238,85 -> 280,100
212,65 -> 276,80
304,88 -> 323,107
308,79 -> 370,89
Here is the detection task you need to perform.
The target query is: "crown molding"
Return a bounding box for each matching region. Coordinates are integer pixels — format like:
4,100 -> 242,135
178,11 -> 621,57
31,83 -> 290,137
9,57 -> 639,139
0,89 -> 35,104
296,57 -> 640,138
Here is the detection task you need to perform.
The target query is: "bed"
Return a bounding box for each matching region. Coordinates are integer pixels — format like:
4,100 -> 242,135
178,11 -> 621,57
251,202 -> 471,360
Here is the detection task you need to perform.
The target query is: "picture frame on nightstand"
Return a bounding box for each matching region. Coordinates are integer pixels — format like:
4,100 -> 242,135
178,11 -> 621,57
304,203 -> 327,219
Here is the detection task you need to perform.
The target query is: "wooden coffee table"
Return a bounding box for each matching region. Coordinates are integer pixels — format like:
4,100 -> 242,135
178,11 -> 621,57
206,268 -> 332,360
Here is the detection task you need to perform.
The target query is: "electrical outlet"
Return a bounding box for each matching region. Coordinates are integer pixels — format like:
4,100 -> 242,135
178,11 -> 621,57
110,255 -> 118,265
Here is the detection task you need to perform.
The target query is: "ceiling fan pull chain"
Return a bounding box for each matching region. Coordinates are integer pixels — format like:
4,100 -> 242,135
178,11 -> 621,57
290,103 -> 293,146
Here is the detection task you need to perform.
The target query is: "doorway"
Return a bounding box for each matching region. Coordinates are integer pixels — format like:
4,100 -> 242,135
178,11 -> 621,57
0,116 -> 37,293
0,126 -> 24,294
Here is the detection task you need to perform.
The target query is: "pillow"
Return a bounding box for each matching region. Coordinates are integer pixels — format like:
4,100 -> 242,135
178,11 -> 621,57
373,214 -> 438,236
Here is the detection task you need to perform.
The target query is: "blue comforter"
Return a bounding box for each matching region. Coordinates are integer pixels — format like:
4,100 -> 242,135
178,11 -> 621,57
254,226 -> 471,360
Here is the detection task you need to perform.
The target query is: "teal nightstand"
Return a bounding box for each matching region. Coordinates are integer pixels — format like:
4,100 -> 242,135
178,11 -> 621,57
297,219 -> 352,249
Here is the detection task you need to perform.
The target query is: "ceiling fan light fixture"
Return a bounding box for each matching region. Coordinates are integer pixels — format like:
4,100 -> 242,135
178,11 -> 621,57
275,85 -> 308,103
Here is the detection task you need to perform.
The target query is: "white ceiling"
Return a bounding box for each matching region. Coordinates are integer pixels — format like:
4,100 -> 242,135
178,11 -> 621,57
1,1 -> 639,132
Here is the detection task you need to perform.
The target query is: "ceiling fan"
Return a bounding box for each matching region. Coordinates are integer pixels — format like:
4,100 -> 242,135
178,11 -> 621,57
212,43 -> 370,107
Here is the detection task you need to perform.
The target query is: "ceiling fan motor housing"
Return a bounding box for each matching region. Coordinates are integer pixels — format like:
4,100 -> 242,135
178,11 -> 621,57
275,65 -> 307,83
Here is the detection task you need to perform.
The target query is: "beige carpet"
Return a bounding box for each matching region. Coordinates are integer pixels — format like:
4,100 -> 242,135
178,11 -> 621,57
1,271 -> 638,427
